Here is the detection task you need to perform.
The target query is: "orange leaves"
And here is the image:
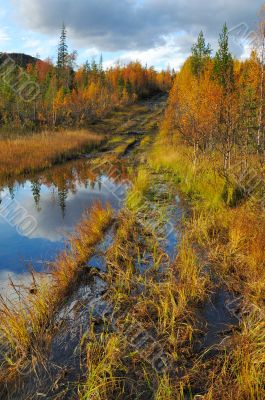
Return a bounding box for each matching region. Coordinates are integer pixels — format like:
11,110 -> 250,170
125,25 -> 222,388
164,58 -> 221,149
0,57 -> 172,129
35,60 -> 53,82
164,51 -> 263,165
68,62 -> 169,118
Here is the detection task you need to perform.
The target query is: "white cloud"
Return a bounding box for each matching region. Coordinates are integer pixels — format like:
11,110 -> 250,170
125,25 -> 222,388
103,34 -> 190,70
21,36 -> 58,60
0,27 -> 10,43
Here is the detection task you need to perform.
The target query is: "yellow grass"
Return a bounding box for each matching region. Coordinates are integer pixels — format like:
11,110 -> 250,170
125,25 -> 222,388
149,134 -> 265,398
204,308 -> 265,400
0,129 -> 104,178
149,137 -> 226,210
79,208 -> 200,399
79,327 -> 124,400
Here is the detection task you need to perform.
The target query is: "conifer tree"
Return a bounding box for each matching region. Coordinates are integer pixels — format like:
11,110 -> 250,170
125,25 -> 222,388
57,23 -> 68,70
191,31 -> 211,77
213,23 -> 234,88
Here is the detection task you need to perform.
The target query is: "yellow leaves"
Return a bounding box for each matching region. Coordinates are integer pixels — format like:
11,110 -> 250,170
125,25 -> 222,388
87,81 -> 99,99
82,82 -> 99,104
122,87 -> 130,104
168,60 -> 219,144
53,87 -> 65,109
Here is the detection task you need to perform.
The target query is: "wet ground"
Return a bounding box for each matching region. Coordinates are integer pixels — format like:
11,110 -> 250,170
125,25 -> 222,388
0,94 -> 241,399
0,94 -> 167,295
0,94 -> 168,399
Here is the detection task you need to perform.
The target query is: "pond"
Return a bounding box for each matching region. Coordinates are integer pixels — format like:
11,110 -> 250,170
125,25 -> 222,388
0,159 -> 129,293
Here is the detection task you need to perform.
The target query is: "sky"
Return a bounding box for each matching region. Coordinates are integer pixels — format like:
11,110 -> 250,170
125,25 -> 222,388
0,0 -> 264,70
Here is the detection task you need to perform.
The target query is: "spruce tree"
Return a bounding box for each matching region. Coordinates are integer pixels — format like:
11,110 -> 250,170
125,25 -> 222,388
99,54 -> 105,82
99,54 -> 103,73
191,31 -> 211,77
213,23 -> 234,88
57,23 -> 68,70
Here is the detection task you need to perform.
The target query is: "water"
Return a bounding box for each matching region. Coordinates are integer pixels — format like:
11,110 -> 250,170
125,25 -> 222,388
0,159 -> 128,292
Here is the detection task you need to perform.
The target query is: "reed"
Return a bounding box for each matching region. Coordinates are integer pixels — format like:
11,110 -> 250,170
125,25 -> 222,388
0,129 -> 104,178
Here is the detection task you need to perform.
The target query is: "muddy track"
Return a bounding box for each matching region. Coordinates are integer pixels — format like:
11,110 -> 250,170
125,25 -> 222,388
0,95 -> 168,399
2,92 -> 242,399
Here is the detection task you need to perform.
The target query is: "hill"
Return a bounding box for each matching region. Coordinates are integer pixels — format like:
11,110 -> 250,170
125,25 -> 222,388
0,52 -> 40,68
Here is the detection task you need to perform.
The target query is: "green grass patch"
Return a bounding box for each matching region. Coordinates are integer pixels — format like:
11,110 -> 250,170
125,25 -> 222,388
148,138 -> 226,211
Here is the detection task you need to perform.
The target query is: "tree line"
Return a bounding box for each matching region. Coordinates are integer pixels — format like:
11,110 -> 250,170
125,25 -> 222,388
0,24 -> 172,132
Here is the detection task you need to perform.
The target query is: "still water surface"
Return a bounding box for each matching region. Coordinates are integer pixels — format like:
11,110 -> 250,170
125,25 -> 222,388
0,159 -> 128,292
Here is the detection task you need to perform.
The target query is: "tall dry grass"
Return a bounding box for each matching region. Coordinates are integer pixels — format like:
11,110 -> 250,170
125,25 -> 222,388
79,326 -> 124,400
80,208 -> 206,399
0,129 -> 104,178
149,134 -> 265,398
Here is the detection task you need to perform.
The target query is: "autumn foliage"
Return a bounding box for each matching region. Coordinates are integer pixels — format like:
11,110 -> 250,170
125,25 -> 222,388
163,25 -> 265,169
0,58 -> 172,131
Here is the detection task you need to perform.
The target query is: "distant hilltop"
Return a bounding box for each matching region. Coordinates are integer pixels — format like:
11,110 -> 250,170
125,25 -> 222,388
0,52 -> 41,68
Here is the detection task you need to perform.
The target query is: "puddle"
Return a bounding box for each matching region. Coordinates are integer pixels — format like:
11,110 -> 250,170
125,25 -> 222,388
0,159 -> 128,294
2,273 -> 111,400
163,196 -> 184,261
195,287 -> 239,353
86,226 -> 116,272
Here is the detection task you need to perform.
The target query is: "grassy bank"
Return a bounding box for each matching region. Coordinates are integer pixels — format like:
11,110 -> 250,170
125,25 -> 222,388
81,132 -> 263,398
0,129 -> 104,179
0,95 -> 165,183
149,137 -> 265,304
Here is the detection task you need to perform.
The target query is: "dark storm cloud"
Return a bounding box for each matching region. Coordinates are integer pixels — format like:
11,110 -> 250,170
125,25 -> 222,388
15,0 -> 263,53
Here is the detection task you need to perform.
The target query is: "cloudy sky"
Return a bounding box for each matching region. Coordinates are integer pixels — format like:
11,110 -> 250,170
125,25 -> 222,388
0,0 -> 263,69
